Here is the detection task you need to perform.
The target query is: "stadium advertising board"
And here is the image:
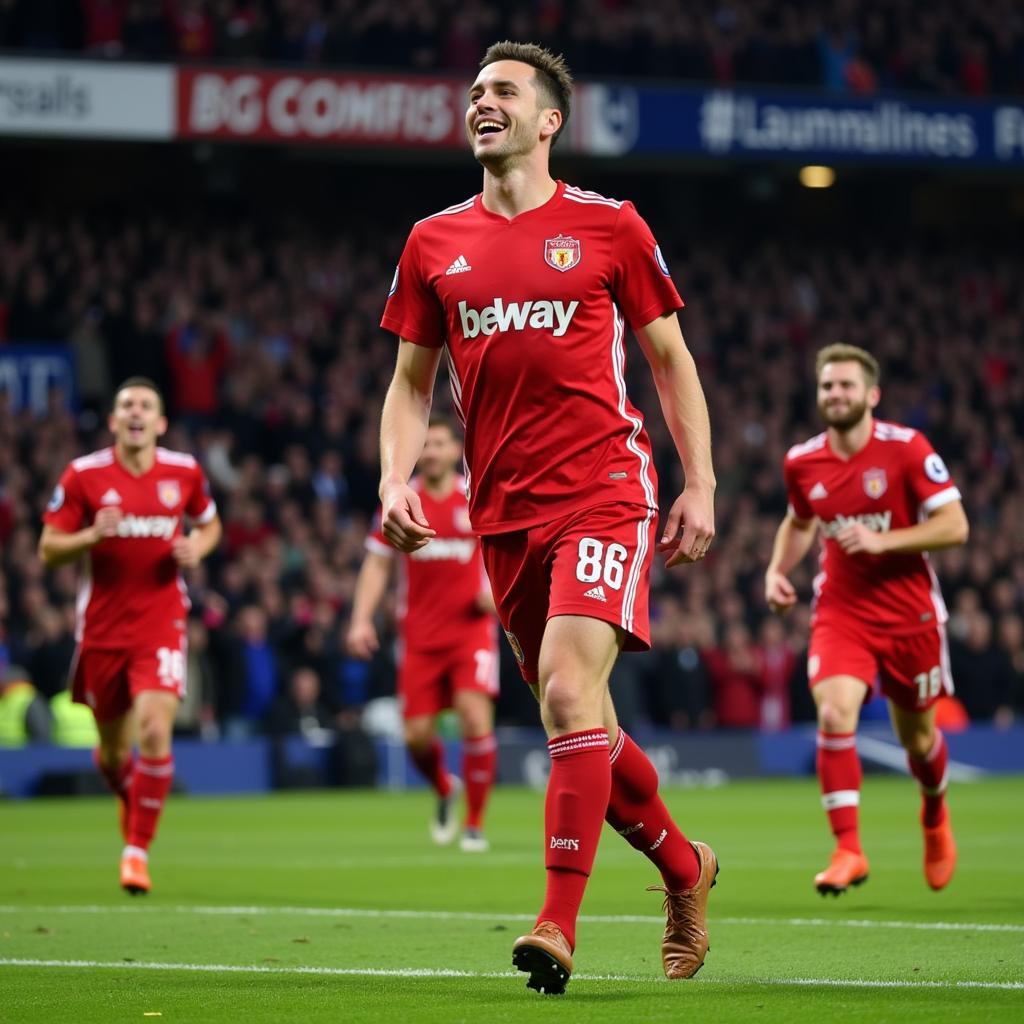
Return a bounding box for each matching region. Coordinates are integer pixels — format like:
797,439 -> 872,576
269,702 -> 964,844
0,58 -> 173,139
0,344 -> 76,413
177,67 -> 467,146
577,83 -> 1024,164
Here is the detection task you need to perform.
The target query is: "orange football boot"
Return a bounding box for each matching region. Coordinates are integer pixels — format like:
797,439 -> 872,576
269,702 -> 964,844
814,848 -> 869,895
923,818 -> 957,890
120,853 -> 151,895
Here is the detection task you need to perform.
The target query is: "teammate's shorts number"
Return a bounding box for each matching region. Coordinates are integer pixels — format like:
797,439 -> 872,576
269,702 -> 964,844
914,665 -> 942,705
157,646 -> 185,689
575,538 -> 628,590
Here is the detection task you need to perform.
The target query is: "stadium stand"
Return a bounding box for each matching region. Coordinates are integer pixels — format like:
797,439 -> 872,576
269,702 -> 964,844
0,0 -> 1022,96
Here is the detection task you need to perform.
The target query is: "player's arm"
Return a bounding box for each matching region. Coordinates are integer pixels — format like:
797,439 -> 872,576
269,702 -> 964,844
635,313 -> 715,567
172,514 -> 223,569
346,551 -> 393,659
836,500 -> 969,556
38,508 -> 123,568
379,339 -> 442,552
765,511 -> 818,614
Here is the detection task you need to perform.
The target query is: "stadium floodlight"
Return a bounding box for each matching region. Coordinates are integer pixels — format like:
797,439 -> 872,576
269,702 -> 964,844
799,165 -> 836,188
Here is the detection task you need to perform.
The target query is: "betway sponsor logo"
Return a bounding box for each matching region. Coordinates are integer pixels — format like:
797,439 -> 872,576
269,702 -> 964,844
116,515 -> 178,540
458,298 -> 579,339
409,538 -> 476,563
821,511 -> 892,538
550,836 -> 580,851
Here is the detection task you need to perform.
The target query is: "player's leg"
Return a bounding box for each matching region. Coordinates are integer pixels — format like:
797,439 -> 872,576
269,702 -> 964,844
121,689 -> 178,894
810,645 -> 872,893
73,647 -> 134,842
881,628 -> 956,889
400,650 -> 459,842
453,686 -> 496,851
511,613 -> 617,992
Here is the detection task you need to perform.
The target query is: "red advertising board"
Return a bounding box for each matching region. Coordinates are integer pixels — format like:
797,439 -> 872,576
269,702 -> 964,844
177,67 -> 468,147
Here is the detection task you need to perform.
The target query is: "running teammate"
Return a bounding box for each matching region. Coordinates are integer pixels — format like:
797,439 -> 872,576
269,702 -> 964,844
347,418 -> 499,852
39,377 -> 221,895
765,344 -> 967,895
378,42 -> 718,993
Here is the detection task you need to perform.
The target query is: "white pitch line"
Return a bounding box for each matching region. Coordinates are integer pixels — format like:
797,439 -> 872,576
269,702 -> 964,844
0,959 -> 1021,991
1,905 -> 1022,935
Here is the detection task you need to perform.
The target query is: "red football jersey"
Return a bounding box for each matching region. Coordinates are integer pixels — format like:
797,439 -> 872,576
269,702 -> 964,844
44,447 -> 217,648
784,420 -> 961,635
381,182 -> 683,534
368,477 -> 495,651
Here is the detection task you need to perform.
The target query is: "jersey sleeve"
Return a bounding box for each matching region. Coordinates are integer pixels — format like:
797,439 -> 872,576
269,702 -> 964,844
42,465 -> 88,533
609,202 -> 684,331
380,226 -> 446,348
783,457 -> 814,522
186,464 -> 218,524
904,433 -> 961,514
365,507 -> 395,558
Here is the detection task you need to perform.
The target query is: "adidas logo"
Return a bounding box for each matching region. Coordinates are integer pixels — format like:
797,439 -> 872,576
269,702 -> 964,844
809,482 -> 828,500
583,584 -> 607,602
100,488 -> 122,505
445,254 -> 472,275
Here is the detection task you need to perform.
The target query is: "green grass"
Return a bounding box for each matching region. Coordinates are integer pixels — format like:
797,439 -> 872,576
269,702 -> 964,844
1,777 -> 1023,1023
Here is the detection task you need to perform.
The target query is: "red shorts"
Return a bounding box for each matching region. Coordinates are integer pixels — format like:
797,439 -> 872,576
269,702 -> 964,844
398,631 -> 499,720
71,632 -> 187,722
482,502 -> 657,684
808,618 -> 953,712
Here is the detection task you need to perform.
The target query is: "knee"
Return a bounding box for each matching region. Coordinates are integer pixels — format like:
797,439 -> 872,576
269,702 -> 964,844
137,714 -> 172,757
541,674 -> 588,735
458,706 -> 492,740
817,700 -> 859,734
903,729 -> 935,760
98,742 -> 131,771
404,720 -> 434,752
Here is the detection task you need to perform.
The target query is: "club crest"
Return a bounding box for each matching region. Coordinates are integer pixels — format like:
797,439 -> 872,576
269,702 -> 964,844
544,235 -> 581,272
157,479 -> 181,509
862,468 -> 887,499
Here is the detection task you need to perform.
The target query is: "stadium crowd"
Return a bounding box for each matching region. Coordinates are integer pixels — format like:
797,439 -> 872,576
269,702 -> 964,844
1,0 -> 1023,97
0,206 -> 1022,737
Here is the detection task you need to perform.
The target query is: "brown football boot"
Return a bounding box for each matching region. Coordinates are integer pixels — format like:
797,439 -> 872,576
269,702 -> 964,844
647,840 -> 719,979
814,848 -> 869,895
512,920 -> 573,995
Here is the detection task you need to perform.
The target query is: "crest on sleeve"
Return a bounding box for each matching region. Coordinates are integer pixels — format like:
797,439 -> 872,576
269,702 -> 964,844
47,484 -> 65,513
544,235 -> 581,272
924,453 -> 950,484
157,479 -> 182,509
654,244 -> 671,276
388,264 -> 400,297
862,468 -> 887,499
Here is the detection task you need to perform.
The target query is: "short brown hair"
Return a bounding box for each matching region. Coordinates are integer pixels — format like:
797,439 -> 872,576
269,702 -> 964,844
480,40 -> 572,147
815,344 -> 880,388
113,376 -> 165,414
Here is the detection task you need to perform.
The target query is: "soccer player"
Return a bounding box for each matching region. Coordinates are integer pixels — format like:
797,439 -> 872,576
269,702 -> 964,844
765,344 -> 968,895
378,42 -> 718,994
347,417 -> 499,852
39,377 -> 221,895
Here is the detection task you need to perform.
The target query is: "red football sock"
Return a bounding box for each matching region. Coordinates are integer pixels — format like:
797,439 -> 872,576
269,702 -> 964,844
462,733 -> 496,829
606,729 -> 700,891
409,738 -> 451,798
537,728 -> 610,951
908,730 -> 949,828
128,755 -> 174,851
93,747 -> 134,804
816,731 -> 862,854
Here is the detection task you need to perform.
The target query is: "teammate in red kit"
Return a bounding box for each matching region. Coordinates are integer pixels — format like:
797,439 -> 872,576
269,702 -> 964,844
765,344 -> 968,895
347,418 -> 499,852
39,377 -> 222,895
378,42 -> 718,993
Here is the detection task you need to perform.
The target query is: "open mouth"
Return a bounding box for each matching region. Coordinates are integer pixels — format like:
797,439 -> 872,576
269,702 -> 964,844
476,120 -> 506,139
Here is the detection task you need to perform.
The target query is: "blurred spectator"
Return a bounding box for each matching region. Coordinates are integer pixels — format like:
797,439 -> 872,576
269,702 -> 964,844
219,605 -> 281,738
949,611 -> 1015,726
266,664 -> 346,739
0,664 -> 51,746
703,622 -> 764,729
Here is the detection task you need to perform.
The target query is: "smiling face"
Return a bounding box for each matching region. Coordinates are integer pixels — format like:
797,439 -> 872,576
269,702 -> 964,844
816,360 -> 879,431
465,59 -> 561,169
109,385 -> 167,454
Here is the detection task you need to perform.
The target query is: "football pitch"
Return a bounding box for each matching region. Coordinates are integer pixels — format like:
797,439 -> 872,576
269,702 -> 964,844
2,776 -> 1022,1023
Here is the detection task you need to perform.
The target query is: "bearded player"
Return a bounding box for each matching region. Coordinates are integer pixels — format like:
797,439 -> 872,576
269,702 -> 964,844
766,344 -> 967,895
378,42 -> 718,994
347,418 -> 499,852
39,377 -> 221,895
